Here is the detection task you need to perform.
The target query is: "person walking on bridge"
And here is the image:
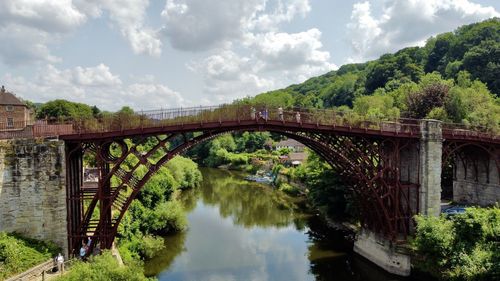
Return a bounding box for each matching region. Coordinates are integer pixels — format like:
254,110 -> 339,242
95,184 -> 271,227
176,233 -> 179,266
295,111 -> 301,123
278,106 -> 283,121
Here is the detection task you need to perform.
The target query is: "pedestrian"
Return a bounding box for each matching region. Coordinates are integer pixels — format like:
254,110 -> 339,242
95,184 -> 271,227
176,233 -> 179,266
296,111 -> 301,123
263,108 -> 268,120
250,107 -> 256,120
56,253 -> 64,274
278,106 -> 283,121
79,243 -> 86,260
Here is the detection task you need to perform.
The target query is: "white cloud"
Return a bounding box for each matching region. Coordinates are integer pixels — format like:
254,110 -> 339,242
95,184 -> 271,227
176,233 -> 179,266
0,0 -> 87,32
245,29 -> 333,73
74,0 -> 162,56
2,64 -> 183,110
249,0 -> 311,31
0,24 -> 61,65
190,28 -> 335,102
189,50 -> 275,103
73,64 -> 122,87
0,0 -> 161,65
161,0 -> 311,51
348,0 -> 500,62
0,0 -> 87,64
161,0 -> 266,51
99,0 -> 162,56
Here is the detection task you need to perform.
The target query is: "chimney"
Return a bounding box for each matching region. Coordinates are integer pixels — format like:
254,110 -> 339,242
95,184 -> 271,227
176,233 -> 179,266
0,85 -> 5,93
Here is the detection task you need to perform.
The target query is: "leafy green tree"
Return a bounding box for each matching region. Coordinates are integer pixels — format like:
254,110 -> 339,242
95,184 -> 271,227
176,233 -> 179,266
353,90 -> 400,120
462,40 -> 500,95
424,32 -> 455,73
36,99 -> 94,120
321,73 -> 361,107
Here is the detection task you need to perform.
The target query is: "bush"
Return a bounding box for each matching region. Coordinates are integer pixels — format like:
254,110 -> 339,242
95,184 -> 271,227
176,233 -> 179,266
0,232 -> 60,280
55,251 -> 151,281
166,156 -> 203,189
278,183 -> 300,196
412,206 -> 500,280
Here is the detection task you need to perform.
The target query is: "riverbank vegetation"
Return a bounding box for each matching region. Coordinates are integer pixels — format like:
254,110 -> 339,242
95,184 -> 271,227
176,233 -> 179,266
116,154 -> 202,264
412,206 -> 499,281
55,251 -> 152,281
0,232 -> 60,280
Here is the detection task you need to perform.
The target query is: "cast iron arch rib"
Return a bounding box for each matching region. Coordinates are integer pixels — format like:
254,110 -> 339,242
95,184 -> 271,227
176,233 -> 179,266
68,126 -> 420,255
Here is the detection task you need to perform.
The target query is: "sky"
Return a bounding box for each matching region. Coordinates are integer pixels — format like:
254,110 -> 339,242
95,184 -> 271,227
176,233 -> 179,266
0,0 -> 499,111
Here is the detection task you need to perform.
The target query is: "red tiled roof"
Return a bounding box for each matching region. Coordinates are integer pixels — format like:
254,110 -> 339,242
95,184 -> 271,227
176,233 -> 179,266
0,87 -> 26,106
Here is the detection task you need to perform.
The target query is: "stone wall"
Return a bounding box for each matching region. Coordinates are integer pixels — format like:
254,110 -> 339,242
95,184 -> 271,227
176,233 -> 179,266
454,156 -> 499,206
0,139 -> 67,253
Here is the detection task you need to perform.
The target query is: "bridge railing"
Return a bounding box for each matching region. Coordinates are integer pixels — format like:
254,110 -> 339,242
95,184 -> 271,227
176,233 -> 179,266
61,104 -> 426,136
442,122 -> 499,140
2,104 -> 494,140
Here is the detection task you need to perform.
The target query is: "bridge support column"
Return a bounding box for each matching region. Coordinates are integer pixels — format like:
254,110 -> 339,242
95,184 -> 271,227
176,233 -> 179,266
354,229 -> 411,276
419,119 -> 442,216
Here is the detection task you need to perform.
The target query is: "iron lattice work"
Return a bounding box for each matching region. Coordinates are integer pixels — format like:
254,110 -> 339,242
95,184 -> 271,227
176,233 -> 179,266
65,125 -> 420,256
442,140 -> 500,185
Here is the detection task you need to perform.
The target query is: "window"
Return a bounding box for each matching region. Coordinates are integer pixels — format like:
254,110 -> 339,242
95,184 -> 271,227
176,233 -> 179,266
5,105 -> 13,111
7,118 -> 13,128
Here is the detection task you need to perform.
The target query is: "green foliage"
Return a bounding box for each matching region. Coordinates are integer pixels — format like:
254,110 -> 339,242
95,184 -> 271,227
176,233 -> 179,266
118,234 -> 165,261
36,99 -> 95,120
289,151 -> 352,219
55,251 -> 151,281
462,39 -> 500,95
0,232 -> 60,280
278,182 -> 300,196
412,206 -> 500,281
116,151 -> 201,262
353,90 -> 400,120
166,156 -> 203,190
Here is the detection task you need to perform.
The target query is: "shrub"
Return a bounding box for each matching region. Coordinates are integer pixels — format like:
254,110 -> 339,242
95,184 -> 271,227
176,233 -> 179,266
278,183 -> 300,196
0,232 -> 60,280
412,206 -> 500,280
55,251 -> 150,281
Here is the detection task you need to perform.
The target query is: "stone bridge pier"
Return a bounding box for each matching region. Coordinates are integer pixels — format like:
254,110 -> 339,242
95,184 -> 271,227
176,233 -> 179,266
354,120 -> 443,276
0,139 -> 68,253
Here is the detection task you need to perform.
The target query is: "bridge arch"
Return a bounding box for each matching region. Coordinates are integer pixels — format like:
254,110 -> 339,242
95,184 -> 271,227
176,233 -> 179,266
64,122 -> 421,256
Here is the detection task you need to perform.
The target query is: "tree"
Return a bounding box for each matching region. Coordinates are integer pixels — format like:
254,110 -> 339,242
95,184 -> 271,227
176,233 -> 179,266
462,40 -> 500,96
36,99 -> 94,120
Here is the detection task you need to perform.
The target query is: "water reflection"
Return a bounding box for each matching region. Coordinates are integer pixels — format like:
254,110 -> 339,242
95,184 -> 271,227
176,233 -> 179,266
146,168 -> 407,281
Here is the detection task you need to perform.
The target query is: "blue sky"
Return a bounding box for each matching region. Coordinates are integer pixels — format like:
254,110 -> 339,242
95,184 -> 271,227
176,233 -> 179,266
0,0 -> 499,111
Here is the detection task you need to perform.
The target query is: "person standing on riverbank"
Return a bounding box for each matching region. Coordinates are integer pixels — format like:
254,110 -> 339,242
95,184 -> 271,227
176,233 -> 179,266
56,253 -> 64,274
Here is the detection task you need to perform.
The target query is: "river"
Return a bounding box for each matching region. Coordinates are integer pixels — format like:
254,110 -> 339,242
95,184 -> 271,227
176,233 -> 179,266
144,168 -> 408,281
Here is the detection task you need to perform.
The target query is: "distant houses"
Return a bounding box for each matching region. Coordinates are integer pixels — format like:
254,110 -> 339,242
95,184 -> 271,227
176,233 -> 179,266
275,138 -> 305,152
275,138 -> 307,166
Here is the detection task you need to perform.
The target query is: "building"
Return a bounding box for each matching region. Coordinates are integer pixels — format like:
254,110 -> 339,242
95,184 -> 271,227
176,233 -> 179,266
0,86 -> 32,130
289,152 -> 307,166
275,138 -> 305,152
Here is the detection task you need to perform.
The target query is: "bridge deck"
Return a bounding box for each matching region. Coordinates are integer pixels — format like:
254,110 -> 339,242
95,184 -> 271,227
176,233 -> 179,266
52,105 -> 497,144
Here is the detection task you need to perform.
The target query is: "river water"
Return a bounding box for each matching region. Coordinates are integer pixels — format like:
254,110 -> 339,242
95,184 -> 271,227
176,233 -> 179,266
144,168 -> 407,281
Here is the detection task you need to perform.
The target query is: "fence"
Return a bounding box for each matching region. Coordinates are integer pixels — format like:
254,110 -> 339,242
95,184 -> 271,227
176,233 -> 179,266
0,105 -> 497,140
